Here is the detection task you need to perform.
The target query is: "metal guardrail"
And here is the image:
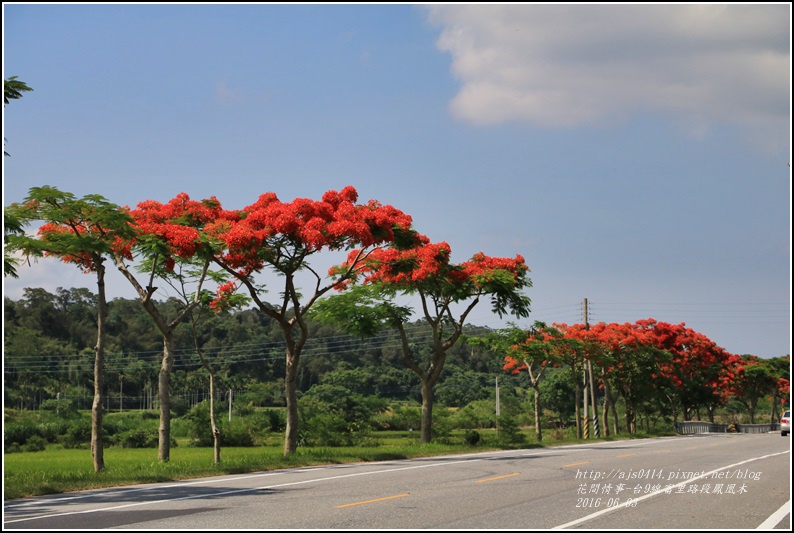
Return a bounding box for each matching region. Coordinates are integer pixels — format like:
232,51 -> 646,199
735,423 -> 779,433
674,421 -> 780,434
675,421 -> 727,434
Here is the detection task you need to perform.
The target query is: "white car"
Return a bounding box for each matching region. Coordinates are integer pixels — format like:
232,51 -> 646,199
781,410 -> 790,437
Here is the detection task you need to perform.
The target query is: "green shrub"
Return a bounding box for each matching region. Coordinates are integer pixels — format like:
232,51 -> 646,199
6,443 -> 22,454
40,398 -> 78,417
496,415 -> 525,445
60,419 -> 92,449
181,401 -> 256,447
265,409 -> 286,432
241,409 -> 285,434
218,424 -> 255,447
117,428 -> 159,448
376,405 -> 421,431
181,402 -> 214,446
4,420 -> 39,451
102,417 -> 125,439
452,400 -> 496,429
22,435 -> 47,452
432,408 -> 454,443
296,385 -> 386,447
39,420 -> 71,443
464,429 -> 481,446
171,398 -> 190,417
298,411 -> 354,447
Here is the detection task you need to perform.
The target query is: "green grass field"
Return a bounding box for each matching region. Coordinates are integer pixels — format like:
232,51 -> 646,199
3,438 -> 507,500
3,428 -> 677,500
0,426 -> 536,498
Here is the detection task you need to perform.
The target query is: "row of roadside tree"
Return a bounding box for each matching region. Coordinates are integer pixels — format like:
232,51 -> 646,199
5,185 -> 531,470
4,289 -> 789,456
476,320 -> 789,443
5,186 -> 788,472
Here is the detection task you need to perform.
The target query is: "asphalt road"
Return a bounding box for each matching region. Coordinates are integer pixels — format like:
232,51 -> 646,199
4,433 -> 790,530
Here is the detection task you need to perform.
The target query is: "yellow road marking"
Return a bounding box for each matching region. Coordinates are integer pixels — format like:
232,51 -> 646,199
562,461 -> 590,468
336,493 -> 411,509
617,453 -> 639,458
655,449 -> 672,453
476,473 -> 520,483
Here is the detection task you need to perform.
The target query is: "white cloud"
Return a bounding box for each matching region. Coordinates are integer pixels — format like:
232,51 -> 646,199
215,81 -> 245,107
424,4 -> 790,146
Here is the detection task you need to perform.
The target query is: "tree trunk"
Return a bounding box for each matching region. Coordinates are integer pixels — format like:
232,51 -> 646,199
600,368 -> 613,437
574,382 -> 582,439
420,380 -> 435,444
533,383 -> 542,443
158,333 -> 175,462
587,360 -> 599,437
625,403 -> 636,434
601,399 -> 610,438
283,348 -> 299,456
213,430 -> 221,464
668,394 -> 680,425
770,394 -> 779,425
610,390 -> 620,434
208,370 -> 221,464
91,263 -> 107,473
748,402 -> 757,424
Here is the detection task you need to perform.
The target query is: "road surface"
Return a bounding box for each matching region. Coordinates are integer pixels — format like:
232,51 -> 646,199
4,432 -> 790,529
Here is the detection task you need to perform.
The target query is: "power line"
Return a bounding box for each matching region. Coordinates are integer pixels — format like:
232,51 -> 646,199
6,299 -> 788,375
3,322 -> 495,375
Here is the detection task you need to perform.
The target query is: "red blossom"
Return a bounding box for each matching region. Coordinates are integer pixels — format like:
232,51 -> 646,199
210,281 -> 239,313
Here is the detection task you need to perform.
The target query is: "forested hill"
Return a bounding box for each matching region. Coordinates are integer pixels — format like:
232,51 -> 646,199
4,287 -> 514,411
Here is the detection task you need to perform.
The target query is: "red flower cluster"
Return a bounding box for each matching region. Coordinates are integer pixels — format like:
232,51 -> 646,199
214,187 -> 414,272
210,281 -> 239,313
343,239 -> 450,286
38,217 -> 133,272
459,253 -> 528,287
555,319 -> 738,396
131,193 -> 239,268
38,222 -> 97,272
334,241 -> 528,296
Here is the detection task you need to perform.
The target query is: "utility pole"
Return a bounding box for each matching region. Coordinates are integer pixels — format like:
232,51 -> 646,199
584,298 -> 600,438
582,299 -> 590,439
495,377 -> 500,417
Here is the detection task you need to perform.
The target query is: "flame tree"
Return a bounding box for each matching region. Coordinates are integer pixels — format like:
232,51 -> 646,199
112,193 -> 238,462
729,355 -> 781,424
560,319 -> 741,431
320,237 -> 532,444
635,319 -> 739,423
540,324 -> 591,438
486,322 -> 560,443
765,356 -> 790,423
204,186 -> 416,455
474,322 -> 599,441
5,186 -> 135,472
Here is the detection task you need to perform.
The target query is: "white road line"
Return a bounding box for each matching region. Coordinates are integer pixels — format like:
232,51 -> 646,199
552,450 -> 790,529
3,458 -> 481,524
757,500 -> 790,530
4,434 -> 743,524
3,438 -> 649,511
2,470 -> 286,510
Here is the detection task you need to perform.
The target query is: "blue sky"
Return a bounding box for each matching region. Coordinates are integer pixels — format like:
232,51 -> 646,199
3,3 -> 791,358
